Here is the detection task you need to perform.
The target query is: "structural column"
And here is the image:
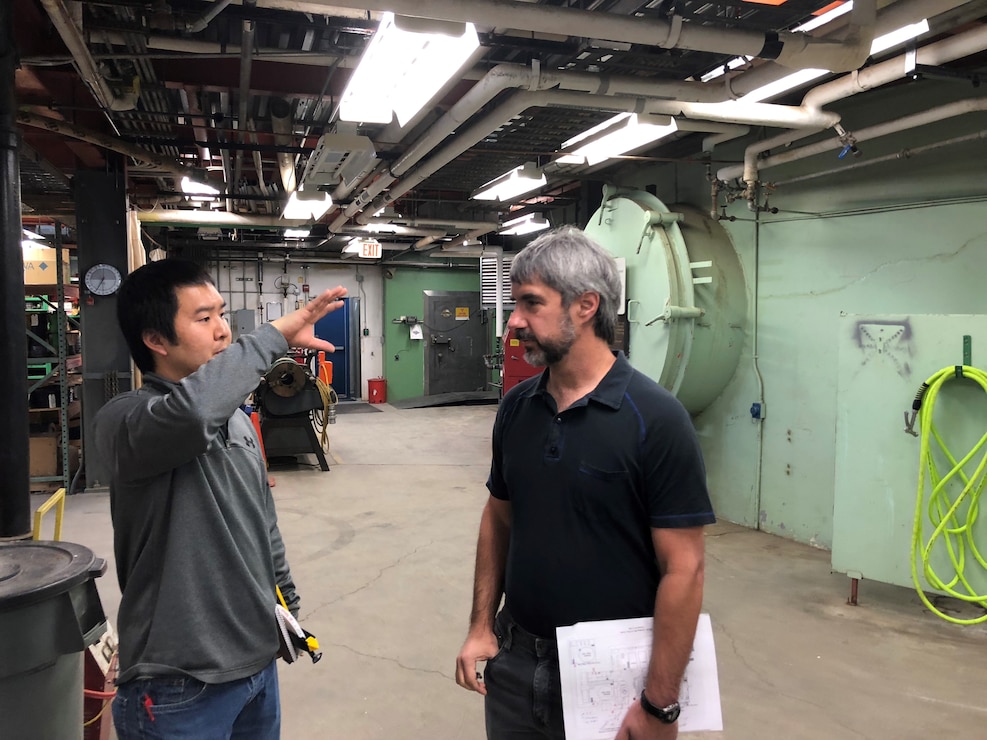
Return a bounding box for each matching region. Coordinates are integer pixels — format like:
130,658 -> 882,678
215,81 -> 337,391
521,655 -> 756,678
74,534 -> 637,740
0,0 -> 31,539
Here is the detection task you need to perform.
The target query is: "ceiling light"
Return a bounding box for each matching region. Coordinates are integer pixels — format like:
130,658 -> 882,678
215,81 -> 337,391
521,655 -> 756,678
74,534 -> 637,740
557,114 -> 678,166
737,68 -> 829,103
471,162 -> 547,201
284,228 -> 311,238
282,188 -> 333,221
180,176 -> 220,202
339,13 -> 480,126
500,213 -> 550,236
794,1 -> 853,33
870,19 -> 929,54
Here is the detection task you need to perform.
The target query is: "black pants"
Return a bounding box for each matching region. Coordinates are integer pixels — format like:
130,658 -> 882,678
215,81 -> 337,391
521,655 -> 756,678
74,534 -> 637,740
484,608 -> 566,739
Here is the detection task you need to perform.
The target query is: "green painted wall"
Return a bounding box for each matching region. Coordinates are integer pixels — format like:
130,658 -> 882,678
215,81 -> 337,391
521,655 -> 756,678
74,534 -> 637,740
382,266 -> 481,401
569,83 -> 987,551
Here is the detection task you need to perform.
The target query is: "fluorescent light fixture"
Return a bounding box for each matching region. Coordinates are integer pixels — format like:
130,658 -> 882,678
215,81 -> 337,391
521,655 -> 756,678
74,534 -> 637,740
471,162 -> 547,202
284,228 -> 311,238
557,113 -> 678,166
793,1 -> 854,33
180,176 -> 220,202
700,55 -> 751,82
870,19 -> 929,54
282,188 -> 333,220
500,213 -> 550,236
339,13 -> 480,126
737,68 -> 828,103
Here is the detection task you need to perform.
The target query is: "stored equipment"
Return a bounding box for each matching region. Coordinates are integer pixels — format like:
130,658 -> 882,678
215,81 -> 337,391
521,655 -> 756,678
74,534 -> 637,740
254,356 -> 337,471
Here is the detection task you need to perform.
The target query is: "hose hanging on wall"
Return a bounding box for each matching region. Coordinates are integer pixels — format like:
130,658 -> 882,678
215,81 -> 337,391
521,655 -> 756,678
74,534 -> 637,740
910,365 -> 987,624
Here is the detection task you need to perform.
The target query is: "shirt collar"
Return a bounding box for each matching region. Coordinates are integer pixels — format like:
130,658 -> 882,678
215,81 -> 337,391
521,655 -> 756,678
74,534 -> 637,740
521,351 -> 633,410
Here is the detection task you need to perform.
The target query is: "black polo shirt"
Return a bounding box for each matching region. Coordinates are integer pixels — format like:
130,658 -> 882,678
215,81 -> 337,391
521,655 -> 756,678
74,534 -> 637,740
487,352 -> 714,637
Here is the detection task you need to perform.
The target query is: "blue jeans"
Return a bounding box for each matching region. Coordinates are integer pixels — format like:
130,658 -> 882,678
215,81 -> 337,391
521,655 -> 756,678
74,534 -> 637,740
484,608 -> 566,739
112,660 -> 280,739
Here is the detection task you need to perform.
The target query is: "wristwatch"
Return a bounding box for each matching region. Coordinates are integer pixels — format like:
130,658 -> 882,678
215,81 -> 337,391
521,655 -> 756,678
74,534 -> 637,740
640,691 -> 681,724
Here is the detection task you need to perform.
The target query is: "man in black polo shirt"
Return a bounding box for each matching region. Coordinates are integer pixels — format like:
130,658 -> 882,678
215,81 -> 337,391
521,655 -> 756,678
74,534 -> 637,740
455,227 -> 714,739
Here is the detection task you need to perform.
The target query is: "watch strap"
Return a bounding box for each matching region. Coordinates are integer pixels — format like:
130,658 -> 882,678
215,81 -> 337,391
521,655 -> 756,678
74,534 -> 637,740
640,691 -> 681,724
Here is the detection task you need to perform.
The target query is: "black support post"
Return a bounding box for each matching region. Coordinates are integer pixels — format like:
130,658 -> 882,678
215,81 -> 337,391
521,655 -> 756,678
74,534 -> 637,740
0,0 -> 31,539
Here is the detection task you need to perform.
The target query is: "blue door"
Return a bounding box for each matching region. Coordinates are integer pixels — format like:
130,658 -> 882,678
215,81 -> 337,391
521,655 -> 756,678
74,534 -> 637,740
314,297 -> 359,399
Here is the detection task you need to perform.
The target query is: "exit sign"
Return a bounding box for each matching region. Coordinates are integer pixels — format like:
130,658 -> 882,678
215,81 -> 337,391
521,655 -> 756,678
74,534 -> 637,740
359,239 -> 382,259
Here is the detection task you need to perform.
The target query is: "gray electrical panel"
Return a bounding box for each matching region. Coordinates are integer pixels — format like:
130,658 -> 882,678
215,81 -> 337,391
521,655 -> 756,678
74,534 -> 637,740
231,309 -> 256,342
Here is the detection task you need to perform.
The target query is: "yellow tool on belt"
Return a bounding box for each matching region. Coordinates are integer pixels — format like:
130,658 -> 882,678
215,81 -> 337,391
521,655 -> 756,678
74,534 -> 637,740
276,586 -> 322,664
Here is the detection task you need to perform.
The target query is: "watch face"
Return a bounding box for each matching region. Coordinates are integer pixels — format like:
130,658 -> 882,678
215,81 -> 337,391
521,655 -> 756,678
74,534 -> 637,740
85,263 -> 122,296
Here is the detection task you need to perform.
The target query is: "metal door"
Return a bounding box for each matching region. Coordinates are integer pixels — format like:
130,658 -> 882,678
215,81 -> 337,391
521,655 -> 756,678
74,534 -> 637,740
423,290 -> 486,395
314,297 -> 361,399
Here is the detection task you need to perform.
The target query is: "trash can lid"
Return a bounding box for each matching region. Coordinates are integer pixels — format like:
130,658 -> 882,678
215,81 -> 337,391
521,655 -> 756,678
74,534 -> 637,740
0,540 -> 105,611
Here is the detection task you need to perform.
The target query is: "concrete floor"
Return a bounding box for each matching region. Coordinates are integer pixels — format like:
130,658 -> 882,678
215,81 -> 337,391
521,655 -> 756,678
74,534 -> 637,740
53,402 -> 987,739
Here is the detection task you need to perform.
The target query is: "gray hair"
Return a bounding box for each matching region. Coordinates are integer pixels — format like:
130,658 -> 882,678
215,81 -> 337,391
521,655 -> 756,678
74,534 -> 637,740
511,227 -> 621,344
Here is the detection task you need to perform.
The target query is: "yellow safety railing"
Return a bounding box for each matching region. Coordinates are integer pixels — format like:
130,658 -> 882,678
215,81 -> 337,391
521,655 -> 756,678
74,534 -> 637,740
32,487 -> 66,541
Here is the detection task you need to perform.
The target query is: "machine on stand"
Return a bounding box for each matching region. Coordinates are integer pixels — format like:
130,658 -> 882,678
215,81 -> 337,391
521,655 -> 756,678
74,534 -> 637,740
254,353 -> 337,471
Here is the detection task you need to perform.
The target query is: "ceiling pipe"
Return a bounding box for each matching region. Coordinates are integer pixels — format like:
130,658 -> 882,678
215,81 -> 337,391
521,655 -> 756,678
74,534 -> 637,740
234,0 -> 258,197
39,0 -> 139,112
350,88 -> 839,225
717,23 -> 987,184
92,32 -> 353,70
726,98 -> 987,186
270,98 -> 297,194
725,0 -> 969,98
364,216 -> 499,231
184,0 -> 235,33
138,209 -> 311,228
283,0 -> 876,73
17,110 -> 209,184
775,129 -> 987,187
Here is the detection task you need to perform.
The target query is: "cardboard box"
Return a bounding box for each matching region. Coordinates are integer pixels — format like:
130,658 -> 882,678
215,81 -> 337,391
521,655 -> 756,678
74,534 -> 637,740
29,435 -> 58,477
24,246 -> 72,286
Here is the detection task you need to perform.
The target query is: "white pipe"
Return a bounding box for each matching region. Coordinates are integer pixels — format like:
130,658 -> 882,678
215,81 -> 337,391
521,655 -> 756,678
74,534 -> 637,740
775,130 -> 987,186
40,0 -> 139,111
138,209 -> 310,227
364,216 -> 499,230
270,98 -> 297,194
717,23 -> 987,183
726,0 -> 968,99
280,0 -> 876,73
17,111 -> 203,182
733,98 -> 987,180
802,22 -> 987,110
355,89 -> 840,222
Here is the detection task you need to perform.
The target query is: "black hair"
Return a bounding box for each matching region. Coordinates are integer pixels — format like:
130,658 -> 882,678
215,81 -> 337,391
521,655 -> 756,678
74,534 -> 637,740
117,259 -> 215,373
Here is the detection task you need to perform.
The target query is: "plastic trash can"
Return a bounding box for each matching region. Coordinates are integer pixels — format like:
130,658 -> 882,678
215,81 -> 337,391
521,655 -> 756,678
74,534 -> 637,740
0,540 -> 107,740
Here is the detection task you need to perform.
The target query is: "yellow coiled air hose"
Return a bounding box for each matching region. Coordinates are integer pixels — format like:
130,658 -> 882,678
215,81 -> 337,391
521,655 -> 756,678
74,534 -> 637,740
911,365 -> 987,624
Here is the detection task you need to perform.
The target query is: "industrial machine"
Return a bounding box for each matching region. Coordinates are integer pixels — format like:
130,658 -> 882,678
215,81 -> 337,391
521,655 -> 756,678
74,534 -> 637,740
502,328 -> 543,395
254,356 -> 336,472
584,188 -> 747,415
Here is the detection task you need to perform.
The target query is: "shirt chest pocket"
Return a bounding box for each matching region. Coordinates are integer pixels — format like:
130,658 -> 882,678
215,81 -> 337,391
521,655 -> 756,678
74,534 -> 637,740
572,461 -> 636,519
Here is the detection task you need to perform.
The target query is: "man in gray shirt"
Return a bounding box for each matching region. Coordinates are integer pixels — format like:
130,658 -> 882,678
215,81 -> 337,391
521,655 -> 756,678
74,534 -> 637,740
94,258 -> 345,739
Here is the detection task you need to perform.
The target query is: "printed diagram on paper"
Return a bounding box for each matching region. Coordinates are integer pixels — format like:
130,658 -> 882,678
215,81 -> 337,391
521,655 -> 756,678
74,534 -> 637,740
557,614 -> 722,739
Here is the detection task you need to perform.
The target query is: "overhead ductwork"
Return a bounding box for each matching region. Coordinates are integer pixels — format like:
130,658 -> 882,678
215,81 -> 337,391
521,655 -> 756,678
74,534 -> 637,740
39,0 -> 139,112
288,0 -> 876,73
17,111 -> 207,184
270,98 -> 298,194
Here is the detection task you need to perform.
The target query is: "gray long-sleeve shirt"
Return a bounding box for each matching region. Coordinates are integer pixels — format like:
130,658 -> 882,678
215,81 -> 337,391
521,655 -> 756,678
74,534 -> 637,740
94,323 -> 300,684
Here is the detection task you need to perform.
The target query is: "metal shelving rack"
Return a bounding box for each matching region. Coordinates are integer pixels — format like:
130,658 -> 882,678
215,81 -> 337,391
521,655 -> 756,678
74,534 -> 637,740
25,222 -> 79,493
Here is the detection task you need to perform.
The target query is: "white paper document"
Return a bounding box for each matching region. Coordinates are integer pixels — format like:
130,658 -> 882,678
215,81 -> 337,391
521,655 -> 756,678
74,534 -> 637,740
556,613 -> 722,739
